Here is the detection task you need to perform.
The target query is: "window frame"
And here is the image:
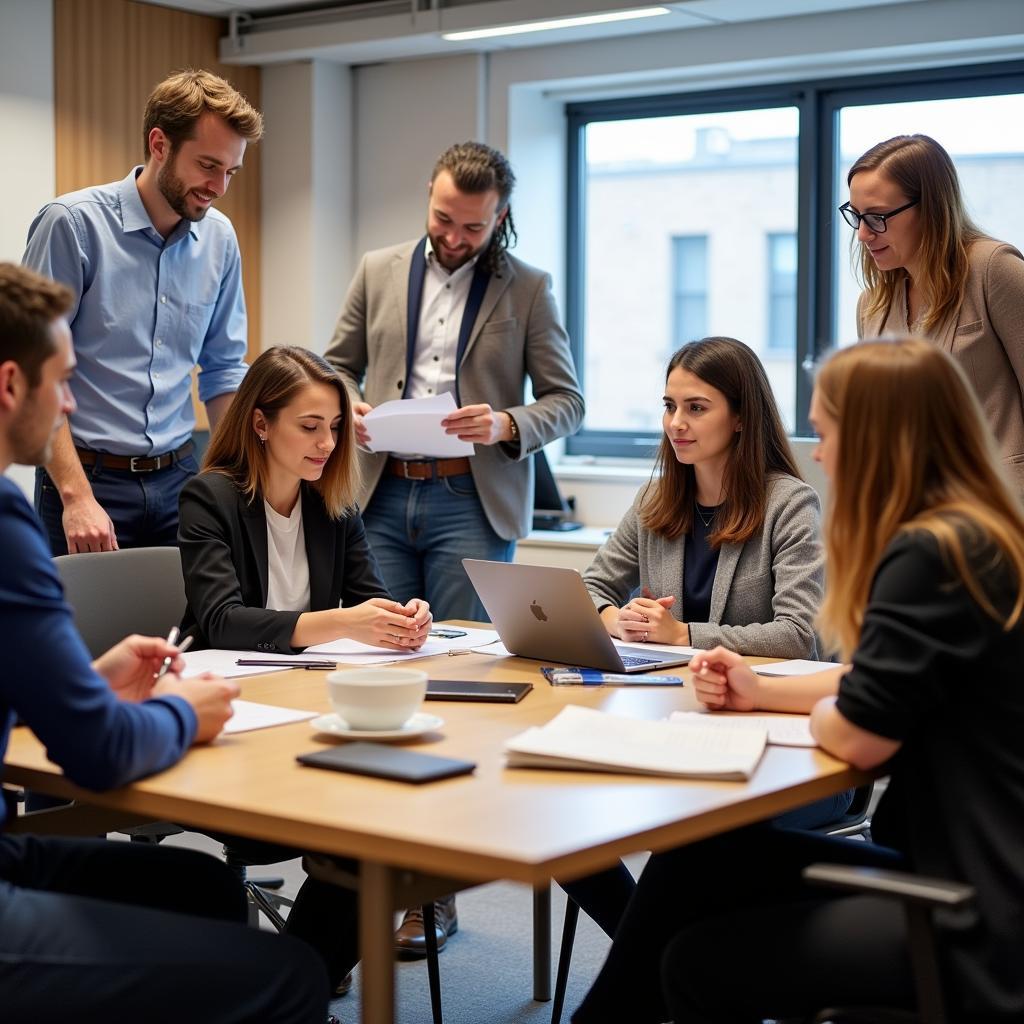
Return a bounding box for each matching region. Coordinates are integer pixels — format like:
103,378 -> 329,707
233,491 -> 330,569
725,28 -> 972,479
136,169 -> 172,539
565,60 -> 1024,457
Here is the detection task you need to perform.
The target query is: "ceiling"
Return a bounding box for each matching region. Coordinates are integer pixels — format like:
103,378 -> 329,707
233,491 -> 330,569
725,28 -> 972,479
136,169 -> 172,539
142,0 -> 929,65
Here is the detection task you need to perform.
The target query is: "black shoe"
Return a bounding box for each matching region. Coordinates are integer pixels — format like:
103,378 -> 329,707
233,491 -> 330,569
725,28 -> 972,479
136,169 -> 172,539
394,894 -> 459,959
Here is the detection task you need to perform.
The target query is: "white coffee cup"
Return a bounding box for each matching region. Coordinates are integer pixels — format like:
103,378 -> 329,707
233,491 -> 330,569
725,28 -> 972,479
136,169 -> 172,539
326,667 -> 428,731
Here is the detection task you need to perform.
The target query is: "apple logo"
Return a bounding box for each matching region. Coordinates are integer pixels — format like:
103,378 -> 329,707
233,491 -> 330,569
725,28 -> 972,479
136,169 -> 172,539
530,600 -> 548,622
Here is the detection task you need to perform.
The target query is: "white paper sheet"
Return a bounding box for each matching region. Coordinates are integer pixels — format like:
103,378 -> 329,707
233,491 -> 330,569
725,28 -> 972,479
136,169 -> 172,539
752,659 -> 837,677
670,711 -> 816,747
224,700 -> 318,734
361,393 -> 474,458
180,649 -> 295,679
505,705 -> 767,780
305,626 -> 499,664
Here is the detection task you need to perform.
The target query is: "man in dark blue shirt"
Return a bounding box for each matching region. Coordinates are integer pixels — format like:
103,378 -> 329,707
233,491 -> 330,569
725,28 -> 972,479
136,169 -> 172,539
0,263 -> 326,1023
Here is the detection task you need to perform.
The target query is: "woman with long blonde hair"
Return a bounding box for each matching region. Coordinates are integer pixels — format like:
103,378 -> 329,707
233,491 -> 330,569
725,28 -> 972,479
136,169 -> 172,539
572,338 -> 1024,1023
842,133 -> 1024,491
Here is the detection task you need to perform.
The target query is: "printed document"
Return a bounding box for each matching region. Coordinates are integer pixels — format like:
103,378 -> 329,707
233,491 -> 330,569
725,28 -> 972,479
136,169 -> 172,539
670,711 -> 816,747
505,704 -> 767,780
361,393 -> 474,458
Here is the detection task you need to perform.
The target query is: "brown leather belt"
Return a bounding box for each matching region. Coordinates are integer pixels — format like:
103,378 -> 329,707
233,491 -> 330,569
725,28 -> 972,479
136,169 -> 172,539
386,456 -> 471,480
75,440 -> 195,473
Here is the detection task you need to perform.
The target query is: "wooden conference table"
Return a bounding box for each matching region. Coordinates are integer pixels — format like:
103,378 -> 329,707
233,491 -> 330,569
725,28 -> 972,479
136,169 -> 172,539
3,634 -> 865,1024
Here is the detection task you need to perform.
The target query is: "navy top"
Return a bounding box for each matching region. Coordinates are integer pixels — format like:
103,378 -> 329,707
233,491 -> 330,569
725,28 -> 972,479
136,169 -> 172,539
682,504 -> 721,624
0,478 -> 196,831
838,529 -> 1024,1018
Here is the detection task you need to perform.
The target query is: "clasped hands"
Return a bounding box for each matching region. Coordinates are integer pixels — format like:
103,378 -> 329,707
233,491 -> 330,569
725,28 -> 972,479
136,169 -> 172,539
615,587 -> 688,646
346,597 -> 432,652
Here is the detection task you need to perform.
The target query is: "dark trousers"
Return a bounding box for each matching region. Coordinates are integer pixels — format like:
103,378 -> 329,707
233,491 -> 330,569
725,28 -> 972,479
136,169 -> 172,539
0,834 -> 327,1024
34,454 -> 198,556
560,791 -> 855,941
212,834 -> 360,990
571,824 -> 912,1024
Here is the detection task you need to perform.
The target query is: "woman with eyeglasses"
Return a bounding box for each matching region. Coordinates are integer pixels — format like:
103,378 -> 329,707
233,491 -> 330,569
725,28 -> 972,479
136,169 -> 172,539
841,133 -> 1024,492
574,339 -> 1024,1024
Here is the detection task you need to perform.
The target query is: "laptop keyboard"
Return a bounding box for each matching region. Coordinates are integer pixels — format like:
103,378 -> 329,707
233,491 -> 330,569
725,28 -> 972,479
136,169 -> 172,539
618,651 -> 660,667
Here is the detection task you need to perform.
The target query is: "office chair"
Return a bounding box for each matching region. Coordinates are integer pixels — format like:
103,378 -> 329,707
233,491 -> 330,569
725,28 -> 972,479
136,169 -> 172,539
804,863 -> 975,1024
52,547 -> 291,924
55,548 -> 447,1022
548,782 -> 878,1024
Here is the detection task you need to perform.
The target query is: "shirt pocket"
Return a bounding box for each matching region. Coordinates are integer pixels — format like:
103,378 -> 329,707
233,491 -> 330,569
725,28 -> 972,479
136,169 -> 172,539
185,298 -> 218,347
954,318 -> 983,337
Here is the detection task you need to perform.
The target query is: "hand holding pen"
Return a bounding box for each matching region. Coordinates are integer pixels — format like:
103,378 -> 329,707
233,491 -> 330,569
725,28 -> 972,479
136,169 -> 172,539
92,631 -> 194,703
155,627 -> 194,681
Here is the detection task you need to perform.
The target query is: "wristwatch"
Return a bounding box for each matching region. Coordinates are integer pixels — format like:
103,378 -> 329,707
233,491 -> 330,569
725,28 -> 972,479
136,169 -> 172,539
505,412 -> 520,443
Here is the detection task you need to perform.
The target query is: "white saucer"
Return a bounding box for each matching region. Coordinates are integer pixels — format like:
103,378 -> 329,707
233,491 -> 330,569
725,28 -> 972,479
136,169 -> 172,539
309,711 -> 444,741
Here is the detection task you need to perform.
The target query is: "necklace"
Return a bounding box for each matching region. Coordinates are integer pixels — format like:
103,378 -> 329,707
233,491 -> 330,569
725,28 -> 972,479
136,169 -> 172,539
695,502 -> 718,529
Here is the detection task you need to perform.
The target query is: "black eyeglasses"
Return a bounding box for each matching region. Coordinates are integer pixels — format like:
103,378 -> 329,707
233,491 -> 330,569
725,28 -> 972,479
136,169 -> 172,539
838,199 -> 918,233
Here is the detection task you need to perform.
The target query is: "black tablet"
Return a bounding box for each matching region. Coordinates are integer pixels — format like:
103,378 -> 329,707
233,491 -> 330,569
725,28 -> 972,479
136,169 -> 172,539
425,680 -> 533,704
296,743 -> 475,784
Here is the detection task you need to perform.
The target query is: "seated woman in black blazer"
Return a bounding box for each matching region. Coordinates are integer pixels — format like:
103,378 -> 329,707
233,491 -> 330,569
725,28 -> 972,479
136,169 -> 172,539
573,338 -> 1024,1024
177,346 -> 431,999
179,344 -> 430,652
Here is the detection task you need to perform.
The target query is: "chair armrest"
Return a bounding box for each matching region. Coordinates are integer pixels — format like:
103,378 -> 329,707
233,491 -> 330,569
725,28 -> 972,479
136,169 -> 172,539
803,864 -> 974,910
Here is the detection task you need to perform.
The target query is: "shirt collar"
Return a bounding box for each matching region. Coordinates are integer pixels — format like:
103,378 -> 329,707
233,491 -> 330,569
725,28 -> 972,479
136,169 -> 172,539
118,166 -> 201,242
424,237 -> 479,280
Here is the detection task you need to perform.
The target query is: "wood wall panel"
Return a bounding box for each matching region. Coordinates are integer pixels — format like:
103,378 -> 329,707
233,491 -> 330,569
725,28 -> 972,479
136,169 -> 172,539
53,0 -> 262,370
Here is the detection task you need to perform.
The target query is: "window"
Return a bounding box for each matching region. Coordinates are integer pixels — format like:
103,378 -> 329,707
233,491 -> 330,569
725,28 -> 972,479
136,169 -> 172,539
567,61 -> 1024,454
671,235 -> 708,347
766,233 -> 797,351
831,93 -> 1024,346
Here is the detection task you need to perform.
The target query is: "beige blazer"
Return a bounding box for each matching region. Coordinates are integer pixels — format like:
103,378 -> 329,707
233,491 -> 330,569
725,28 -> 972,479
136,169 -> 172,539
325,240 -> 584,540
583,474 -> 824,659
857,239 -> 1024,492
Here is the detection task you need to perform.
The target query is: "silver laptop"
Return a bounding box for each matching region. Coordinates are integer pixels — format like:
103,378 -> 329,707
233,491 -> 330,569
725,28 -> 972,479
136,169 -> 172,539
463,559 -> 692,673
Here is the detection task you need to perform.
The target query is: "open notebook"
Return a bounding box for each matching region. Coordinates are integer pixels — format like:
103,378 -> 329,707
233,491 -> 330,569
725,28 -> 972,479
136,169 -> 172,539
504,705 -> 767,781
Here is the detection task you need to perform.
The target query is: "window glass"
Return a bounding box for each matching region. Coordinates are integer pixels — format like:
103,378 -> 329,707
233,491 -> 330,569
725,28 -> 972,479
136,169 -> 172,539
833,94 -> 1024,346
581,107 -> 799,435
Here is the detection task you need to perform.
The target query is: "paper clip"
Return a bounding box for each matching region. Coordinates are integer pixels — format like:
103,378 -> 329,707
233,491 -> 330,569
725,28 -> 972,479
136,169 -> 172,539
447,648 -> 471,657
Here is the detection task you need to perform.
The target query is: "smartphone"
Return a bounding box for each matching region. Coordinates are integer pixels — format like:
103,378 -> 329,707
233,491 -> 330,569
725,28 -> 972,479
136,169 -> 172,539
430,628 -> 468,640
426,680 -> 533,703
296,743 -> 475,784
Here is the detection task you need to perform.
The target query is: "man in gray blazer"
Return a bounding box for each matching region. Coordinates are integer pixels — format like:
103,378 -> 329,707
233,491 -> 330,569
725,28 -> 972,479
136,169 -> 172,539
326,141 -> 583,620
325,141 -> 583,957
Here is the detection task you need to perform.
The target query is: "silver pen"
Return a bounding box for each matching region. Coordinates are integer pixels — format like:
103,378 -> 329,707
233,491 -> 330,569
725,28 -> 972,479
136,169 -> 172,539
154,630 -> 193,680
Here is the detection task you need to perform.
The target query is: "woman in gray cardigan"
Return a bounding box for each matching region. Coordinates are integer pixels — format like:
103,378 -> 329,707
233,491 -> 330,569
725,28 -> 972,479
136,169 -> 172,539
584,336 -> 823,659
561,337 -> 831,947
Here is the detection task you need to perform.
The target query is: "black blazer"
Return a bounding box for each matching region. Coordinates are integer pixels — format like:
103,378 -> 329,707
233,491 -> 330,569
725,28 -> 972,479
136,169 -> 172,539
177,472 -> 390,652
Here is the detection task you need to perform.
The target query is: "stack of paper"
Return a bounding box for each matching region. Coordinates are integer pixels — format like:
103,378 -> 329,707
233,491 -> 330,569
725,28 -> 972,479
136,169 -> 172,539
504,705 -> 767,780
669,711 -> 816,748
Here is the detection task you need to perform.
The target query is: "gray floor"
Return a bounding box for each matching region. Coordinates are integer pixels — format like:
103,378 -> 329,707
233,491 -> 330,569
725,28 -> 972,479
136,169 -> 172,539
167,831 -> 644,1024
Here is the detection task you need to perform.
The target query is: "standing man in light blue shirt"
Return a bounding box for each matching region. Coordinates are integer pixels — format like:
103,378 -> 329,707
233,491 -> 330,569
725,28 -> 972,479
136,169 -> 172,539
23,69 -> 263,555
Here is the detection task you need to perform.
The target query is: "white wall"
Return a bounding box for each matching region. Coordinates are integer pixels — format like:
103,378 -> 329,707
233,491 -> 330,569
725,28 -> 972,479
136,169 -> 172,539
0,0 -> 54,262
261,60 -> 353,353
1,0 -> 54,499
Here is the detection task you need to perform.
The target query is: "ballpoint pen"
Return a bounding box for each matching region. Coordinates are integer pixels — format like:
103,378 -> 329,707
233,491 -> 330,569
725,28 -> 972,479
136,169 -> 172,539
155,631 -> 193,681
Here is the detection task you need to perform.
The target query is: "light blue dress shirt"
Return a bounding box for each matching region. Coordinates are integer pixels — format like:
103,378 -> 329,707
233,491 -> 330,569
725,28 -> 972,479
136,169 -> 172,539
23,167 -> 249,456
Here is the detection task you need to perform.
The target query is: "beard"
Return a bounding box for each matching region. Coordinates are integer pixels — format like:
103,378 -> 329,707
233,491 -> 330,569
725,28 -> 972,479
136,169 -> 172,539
427,224 -> 493,272
158,156 -> 208,223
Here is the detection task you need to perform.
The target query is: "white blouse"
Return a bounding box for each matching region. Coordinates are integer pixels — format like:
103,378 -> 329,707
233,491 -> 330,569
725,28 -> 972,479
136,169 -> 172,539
264,499 -> 310,613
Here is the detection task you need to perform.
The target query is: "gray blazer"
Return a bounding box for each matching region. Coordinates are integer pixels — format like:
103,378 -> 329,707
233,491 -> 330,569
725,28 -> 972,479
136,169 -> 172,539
583,474 -> 824,658
325,239 -> 585,540
858,238 -> 1024,492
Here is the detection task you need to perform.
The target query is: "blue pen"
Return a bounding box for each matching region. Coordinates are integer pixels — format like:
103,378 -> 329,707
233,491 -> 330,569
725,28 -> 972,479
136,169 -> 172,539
545,669 -> 683,685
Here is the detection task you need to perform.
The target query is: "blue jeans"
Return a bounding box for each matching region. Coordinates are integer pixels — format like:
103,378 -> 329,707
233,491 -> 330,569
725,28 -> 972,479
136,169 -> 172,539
362,470 -> 514,622
34,454 -> 198,556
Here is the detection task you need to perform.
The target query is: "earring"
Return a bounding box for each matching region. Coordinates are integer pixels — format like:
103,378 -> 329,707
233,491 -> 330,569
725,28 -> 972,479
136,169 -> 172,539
258,434 -> 266,446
